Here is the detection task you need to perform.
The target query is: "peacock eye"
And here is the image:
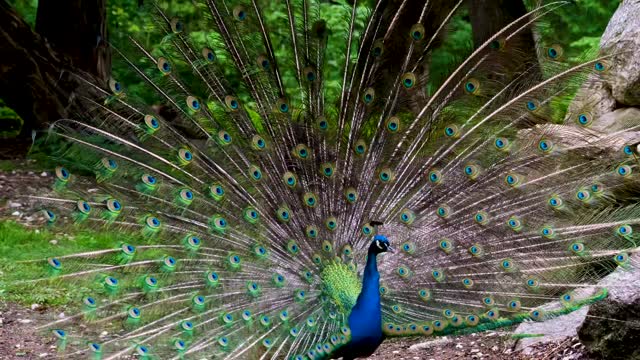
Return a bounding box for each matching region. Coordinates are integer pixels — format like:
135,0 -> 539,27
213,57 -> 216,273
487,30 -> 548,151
409,23 -> 425,40
202,48 -> 216,62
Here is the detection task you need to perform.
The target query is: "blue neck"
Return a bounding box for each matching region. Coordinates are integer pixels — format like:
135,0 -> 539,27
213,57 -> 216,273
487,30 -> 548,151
348,251 -> 382,339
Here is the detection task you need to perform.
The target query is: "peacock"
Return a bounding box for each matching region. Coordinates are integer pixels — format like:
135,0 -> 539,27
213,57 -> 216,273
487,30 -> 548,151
5,0 -> 640,359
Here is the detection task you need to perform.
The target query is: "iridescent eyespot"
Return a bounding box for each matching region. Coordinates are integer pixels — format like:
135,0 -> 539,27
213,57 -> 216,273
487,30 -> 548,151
474,211 -> 489,225
178,148 -> 193,164
143,115 -> 160,132
363,88 -> 375,104
248,165 -> 263,180
409,23 -> 425,40
462,278 -> 474,288
243,207 -> 260,223
591,183 -> 604,194
616,224 -> 632,237
184,235 -> 201,251
55,166 -> 70,182
432,269 -> 444,281
526,278 -> 539,289
399,209 -> 415,224
508,300 -> 521,311
145,216 -> 161,229
128,306 -> 141,319
275,98 -> 289,113
217,130 -> 232,145
402,242 -> 415,254
202,48 -> 216,62
325,217 -> 338,231
507,216 -> 522,231
372,39 -> 384,57
505,173 -> 522,187
570,242 -> 585,254
77,200 -> 91,214
320,163 -> 335,177
494,137 -> 510,150
616,165 -> 632,177
233,5 -> 247,21
305,225 -> 318,238
250,135 -> 266,150
106,198 -> 122,213
53,329 -> 67,339
303,66 -> 317,82
576,188 -> 591,202
530,309 -> 544,321
109,78 -> 123,95
170,18 -> 183,33
464,78 -> 480,94
316,116 -> 329,131
354,139 -> 368,155
344,188 -> 358,203
283,171 -> 298,188
379,168 -> 394,182
209,215 -> 227,233
43,209 -> 56,223
401,73 -> 416,89
464,163 -> 480,179
538,139 -> 554,153
208,183 -> 224,200
302,192 -> 318,207
526,100 -> 539,111
541,226 -> 555,239
444,124 -> 460,138
436,204 -> 450,218
468,244 -> 483,257
427,169 -> 442,184
186,96 -> 201,111
576,112 -> 593,126
157,57 -> 172,75
500,259 -> 515,272
293,144 -> 310,159
482,296 -> 495,306
48,257 -> 62,270
546,44 -> 563,59
594,60 -> 609,72
397,266 -> 411,278
386,116 -> 400,132
614,252 -> 629,266
277,206 -> 292,223
100,157 -> 118,172
361,223 -> 374,236
548,195 -> 564,209
439,239 -> 453,253
257,54 -> 270,70
418,289 -> 431,301
224,95 -> 240,110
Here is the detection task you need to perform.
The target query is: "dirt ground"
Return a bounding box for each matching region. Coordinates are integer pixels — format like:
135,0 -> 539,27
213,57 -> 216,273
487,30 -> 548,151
0,167 -> 597,359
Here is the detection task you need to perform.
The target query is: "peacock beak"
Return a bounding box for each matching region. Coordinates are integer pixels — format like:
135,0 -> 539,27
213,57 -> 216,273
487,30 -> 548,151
387,245 -> 395,253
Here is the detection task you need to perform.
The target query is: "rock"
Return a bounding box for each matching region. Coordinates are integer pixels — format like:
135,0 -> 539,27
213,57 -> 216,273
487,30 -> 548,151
408,337 -> 450,351
49,239 -> 58,245
578,257 -> 640,359
38,353 -> 49,358
30,304 -> 40,310
9,202 -> 22,208
599,0 -> 640,106
513,285 -> 593,354
455,343 -> 463,349
40,172 -> 47,177
18,319 -> 32,324
11,211 -> 21,216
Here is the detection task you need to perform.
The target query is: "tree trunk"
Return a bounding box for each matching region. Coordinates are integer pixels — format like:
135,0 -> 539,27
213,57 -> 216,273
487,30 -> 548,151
0,0 -> 109,142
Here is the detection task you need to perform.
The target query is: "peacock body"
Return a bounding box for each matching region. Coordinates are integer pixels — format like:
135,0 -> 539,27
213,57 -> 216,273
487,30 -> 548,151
6,0 -> 640,359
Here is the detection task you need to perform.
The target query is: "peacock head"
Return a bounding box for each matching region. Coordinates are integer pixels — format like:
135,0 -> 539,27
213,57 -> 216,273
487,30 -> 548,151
369,234 -> 394,255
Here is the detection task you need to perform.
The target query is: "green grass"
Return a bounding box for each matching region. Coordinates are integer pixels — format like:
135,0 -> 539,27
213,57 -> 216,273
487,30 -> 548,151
0,221 -> 131,306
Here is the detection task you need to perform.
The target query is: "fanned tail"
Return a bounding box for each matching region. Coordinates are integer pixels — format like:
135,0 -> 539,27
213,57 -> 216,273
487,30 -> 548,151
7,1 -> 640,359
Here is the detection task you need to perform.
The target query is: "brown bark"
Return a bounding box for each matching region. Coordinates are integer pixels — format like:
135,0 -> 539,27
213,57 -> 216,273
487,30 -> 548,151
0,0 -> 109,140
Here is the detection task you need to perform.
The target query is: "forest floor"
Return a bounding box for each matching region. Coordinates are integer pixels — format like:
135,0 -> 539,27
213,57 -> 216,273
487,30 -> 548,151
0,160 -> 596,359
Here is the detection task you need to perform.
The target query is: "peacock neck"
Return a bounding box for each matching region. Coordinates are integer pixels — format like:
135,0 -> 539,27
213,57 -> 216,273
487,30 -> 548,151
350,250 -> 381,319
